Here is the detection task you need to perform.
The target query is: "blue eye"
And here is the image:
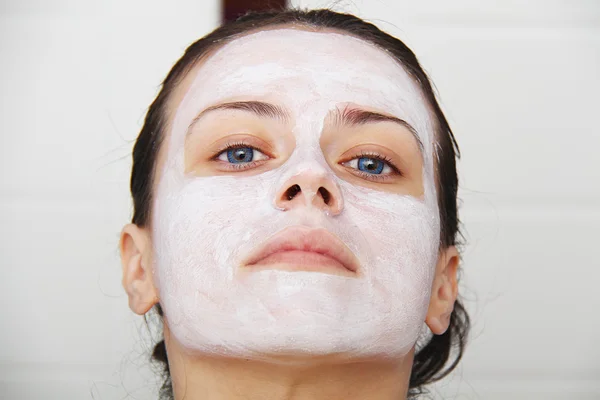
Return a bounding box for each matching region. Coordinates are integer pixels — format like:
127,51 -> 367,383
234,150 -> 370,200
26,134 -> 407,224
357,157 -> 385,174
227,147 -> 253,163
343,156 -> 393,175
216,145 -> 269,165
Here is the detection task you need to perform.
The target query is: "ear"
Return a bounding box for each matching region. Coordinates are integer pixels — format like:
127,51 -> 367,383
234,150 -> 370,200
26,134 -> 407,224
120,224 -> 158,315
425,245 -> 460,335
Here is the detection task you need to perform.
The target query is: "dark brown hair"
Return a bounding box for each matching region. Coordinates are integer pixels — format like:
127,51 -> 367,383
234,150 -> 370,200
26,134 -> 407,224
129,8 -> 469,399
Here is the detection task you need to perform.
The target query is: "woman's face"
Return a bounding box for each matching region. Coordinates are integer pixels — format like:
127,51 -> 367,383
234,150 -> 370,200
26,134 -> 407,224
150,28 -> 441,361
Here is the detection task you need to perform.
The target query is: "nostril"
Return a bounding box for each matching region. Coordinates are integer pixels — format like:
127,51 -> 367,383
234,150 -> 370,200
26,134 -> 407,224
284,184 -> 301,201
318,187 -> 331,205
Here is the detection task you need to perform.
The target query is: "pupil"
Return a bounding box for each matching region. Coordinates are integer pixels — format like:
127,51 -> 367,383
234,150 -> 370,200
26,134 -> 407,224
234,149 -> 246,160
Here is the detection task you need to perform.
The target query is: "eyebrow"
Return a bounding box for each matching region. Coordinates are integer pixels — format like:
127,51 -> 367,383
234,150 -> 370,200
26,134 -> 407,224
186,101 -> 424,152
332,107 -> 424,152
186,101 -> 290,135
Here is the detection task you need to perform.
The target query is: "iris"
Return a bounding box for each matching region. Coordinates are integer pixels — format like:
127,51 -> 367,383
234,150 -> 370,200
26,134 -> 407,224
227,147 -> 254,163
357,157 -> 384,174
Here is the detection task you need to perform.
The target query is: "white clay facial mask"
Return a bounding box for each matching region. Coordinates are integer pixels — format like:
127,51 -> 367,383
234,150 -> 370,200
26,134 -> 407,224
152,29 -> 440,362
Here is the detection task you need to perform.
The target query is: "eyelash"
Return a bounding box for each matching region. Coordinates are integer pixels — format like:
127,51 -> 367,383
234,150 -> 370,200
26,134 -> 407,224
211,141 -> 401,181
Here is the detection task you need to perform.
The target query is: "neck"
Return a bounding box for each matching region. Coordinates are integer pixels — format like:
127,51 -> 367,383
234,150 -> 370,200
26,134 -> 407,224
164,327 -> 413,400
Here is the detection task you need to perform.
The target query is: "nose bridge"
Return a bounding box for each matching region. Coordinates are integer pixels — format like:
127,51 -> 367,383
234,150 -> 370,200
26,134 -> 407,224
272,99 -> 342,214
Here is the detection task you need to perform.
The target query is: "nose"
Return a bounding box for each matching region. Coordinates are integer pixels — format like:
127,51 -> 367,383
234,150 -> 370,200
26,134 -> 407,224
274,172 -> 343,215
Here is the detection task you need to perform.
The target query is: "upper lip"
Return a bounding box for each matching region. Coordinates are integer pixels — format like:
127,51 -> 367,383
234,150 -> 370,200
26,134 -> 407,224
241,226 -> 360,273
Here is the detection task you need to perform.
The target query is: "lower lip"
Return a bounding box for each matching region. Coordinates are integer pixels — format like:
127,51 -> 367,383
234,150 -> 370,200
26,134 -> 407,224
247,250 -> 353,275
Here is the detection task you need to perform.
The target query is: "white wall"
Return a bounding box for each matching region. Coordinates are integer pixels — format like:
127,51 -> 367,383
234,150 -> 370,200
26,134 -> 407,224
1,0 -> 598,399
0,0 -> 220,398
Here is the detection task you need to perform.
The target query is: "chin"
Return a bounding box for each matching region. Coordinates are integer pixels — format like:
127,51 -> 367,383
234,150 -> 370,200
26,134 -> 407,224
173,320 -> 419,365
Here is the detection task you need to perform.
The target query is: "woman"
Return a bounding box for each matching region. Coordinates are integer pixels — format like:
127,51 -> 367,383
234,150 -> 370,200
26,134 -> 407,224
120,8 -> 469,400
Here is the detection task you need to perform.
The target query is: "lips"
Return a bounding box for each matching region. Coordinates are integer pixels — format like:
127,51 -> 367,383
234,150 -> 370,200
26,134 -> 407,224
241,226 -> 360,274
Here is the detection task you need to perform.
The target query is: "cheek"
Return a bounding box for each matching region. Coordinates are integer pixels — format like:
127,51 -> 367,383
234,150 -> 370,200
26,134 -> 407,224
341,183 -> 439,281
155,177 -> 268,259
151,176 -> 274,322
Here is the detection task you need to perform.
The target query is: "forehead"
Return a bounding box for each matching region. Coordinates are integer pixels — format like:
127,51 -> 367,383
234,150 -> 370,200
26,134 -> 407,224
179,29 -> 425,114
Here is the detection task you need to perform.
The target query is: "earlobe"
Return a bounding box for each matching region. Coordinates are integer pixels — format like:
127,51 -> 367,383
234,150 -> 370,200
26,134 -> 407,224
425,246 -> 460,335
120,224 -> 159,315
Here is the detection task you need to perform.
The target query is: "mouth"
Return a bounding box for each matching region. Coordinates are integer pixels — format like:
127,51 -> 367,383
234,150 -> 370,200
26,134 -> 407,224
241,226 -> 360,276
